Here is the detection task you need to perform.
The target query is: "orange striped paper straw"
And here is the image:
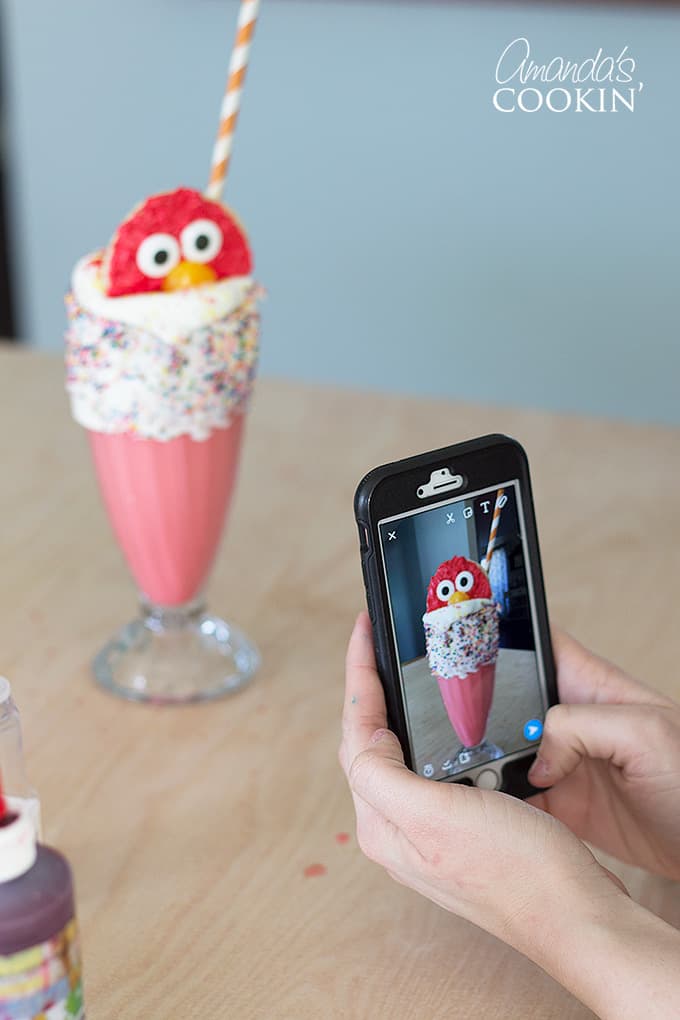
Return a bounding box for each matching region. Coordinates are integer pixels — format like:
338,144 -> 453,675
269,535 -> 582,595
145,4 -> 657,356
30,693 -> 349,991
482,488 -> 505,572
206,0 -> 261,201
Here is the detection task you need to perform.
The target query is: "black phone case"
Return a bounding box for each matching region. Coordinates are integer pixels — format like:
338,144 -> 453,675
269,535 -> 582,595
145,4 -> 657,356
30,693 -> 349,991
354,434 -> 557,800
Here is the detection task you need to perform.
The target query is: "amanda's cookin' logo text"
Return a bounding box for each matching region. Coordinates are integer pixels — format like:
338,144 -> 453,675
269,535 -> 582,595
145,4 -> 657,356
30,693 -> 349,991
493,37 -> 644,113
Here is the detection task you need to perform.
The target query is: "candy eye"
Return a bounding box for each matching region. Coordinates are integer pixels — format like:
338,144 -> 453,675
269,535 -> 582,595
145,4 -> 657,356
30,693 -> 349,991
436,579 -> 455,603
136,233 -> 181,278
180,219 -> 223,264
455,570 -> 474,593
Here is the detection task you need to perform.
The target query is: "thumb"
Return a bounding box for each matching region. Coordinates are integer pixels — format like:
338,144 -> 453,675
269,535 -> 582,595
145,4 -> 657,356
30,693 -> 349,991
354,728 -> 406,778
528,702 -> 664,787
368,727 -> 406,762
348,728 -> 419,815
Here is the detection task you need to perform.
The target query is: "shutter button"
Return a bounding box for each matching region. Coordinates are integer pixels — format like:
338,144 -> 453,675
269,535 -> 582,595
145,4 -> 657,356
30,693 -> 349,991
476,768 -> 500,790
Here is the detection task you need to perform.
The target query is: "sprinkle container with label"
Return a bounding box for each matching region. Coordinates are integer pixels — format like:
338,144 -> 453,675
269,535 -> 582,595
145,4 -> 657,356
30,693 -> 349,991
0,802 -> 84,1020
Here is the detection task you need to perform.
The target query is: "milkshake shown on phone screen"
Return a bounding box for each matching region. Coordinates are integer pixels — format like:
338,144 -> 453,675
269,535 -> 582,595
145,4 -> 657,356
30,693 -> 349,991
378,482 -> 548,780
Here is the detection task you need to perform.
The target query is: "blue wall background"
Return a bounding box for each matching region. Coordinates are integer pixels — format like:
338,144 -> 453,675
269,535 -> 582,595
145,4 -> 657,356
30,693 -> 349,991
3,1 -> 679,423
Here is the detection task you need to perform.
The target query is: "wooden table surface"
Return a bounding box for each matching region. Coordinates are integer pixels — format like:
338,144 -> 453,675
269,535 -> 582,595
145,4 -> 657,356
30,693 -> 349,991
1,345 -> 679,1019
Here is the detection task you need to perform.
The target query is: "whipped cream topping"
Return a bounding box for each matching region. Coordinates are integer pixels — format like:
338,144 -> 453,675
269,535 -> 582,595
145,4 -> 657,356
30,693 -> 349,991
422,598 -> 493,629
73,254 -> 254,345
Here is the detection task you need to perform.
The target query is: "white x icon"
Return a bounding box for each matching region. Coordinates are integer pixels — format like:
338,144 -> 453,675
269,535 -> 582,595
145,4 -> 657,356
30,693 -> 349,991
388,531 -> 397,541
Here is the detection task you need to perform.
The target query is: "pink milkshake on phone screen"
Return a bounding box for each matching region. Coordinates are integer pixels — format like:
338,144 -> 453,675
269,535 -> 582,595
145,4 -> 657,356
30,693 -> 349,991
423,555 -> 502,767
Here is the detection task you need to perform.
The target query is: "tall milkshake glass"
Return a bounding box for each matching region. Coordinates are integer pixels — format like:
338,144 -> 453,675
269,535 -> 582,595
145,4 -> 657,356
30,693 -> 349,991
65,188 -> 261,703
424,600 -> 504,770
423,554 -> 504,772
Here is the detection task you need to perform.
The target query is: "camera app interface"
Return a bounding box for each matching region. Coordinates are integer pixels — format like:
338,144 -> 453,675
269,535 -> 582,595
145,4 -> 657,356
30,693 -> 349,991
379,482 -> 547,780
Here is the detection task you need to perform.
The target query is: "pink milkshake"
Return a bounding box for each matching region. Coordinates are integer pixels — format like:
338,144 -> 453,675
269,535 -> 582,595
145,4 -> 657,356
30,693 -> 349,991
423,554 -> 503,770
88,418 -> 244,607
436,663 -> 496,748
65,188 -> 261,702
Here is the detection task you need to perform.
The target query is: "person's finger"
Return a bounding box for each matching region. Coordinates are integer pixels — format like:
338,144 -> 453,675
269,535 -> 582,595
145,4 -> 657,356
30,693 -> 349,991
528,701 -> 675,787
552,627 -> 673,708
348,727 -> 456,840
348,727 -> 408,790
527,791 -> 550,813
341,612 -> 388,772
348,727 -> 416,821
351,790 -> 397,864
350,787 -> 424,873
600,865 -> 629,896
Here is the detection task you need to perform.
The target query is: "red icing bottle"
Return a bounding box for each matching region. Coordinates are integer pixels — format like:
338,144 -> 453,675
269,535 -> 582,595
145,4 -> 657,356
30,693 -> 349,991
0,804 -> 85,1019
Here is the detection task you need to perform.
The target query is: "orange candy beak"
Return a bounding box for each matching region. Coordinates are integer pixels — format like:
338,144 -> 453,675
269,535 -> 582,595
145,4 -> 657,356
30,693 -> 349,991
448,591 -> 471,605
162,261 -> 218,292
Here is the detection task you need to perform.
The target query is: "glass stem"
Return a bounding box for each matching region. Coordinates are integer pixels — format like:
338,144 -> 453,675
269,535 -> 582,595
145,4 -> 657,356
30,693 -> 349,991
140,595 -> 206,634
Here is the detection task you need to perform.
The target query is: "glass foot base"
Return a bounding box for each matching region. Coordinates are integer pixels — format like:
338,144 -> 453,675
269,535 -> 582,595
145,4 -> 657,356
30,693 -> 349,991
442,740 -> 504,774
93,599 -> 260,704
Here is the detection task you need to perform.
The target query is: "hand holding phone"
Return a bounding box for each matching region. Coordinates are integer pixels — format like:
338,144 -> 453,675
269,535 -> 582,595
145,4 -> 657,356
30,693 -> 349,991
340,614 -> 680,1020
342,607 -> 680,1015
345,442 -> 680,1015
354,434 -> 556,799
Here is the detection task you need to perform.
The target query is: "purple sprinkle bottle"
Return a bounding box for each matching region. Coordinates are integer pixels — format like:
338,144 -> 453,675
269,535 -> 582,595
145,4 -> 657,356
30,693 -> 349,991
0,792 -> 85,1020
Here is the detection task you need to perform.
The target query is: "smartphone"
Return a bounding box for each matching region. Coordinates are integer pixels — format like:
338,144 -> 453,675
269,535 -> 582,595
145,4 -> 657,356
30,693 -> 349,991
354,434 -> 556,799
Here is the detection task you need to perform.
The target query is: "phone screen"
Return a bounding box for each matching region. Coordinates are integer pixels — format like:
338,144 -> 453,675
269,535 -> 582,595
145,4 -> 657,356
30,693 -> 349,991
378,480 -> 548,781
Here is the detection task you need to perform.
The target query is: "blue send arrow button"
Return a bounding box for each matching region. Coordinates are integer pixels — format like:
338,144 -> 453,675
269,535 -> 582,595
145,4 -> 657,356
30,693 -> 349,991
523,718 -> 543,742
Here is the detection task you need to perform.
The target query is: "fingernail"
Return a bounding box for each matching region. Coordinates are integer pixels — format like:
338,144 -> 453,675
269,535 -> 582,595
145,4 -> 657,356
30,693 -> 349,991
529,757 -> 550,781
370,728 -> 390,744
